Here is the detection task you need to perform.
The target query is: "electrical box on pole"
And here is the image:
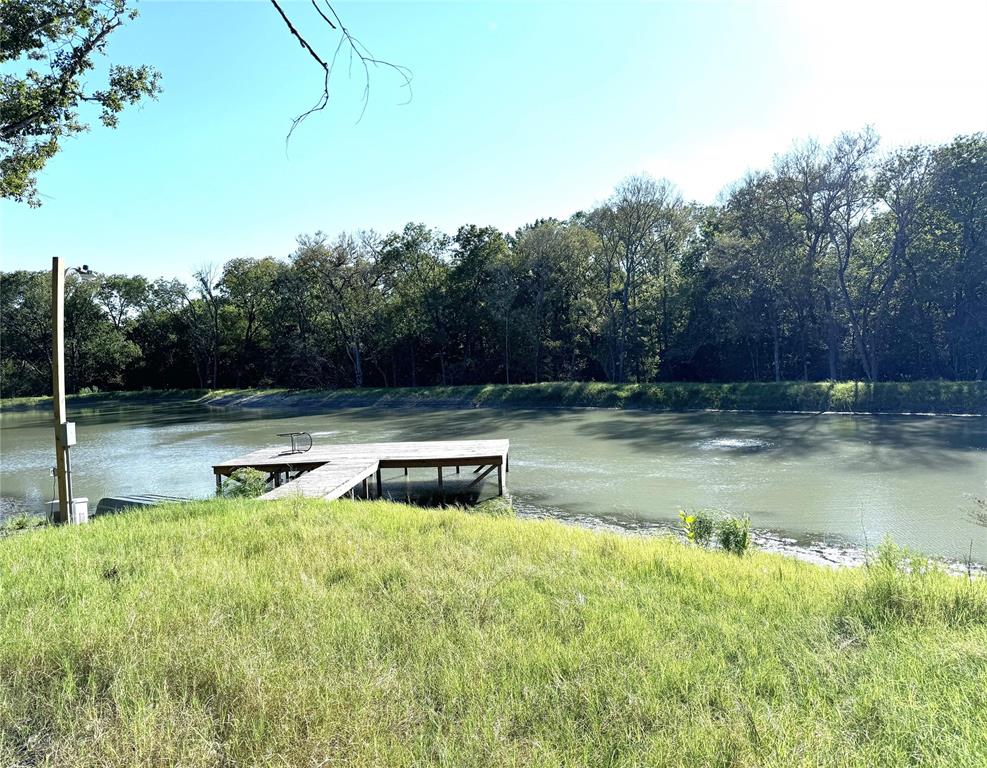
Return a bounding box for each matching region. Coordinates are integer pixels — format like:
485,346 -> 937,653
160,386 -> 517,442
61,421 -> 77,447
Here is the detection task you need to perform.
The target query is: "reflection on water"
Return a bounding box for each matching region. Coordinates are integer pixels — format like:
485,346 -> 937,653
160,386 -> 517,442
696,437 -> 774,452
1,402 -> 985,563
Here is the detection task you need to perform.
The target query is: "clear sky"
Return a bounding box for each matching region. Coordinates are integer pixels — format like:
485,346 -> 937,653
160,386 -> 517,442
2,0 -> 985,279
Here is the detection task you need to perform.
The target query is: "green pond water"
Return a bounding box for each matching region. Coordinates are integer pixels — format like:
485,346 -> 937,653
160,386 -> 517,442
1,402 -> 984,564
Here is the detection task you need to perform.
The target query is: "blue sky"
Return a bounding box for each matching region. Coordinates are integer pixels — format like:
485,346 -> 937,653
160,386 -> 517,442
3,0 -> 986,279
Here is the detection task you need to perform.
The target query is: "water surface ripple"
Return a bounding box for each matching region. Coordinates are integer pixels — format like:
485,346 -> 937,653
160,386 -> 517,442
1,403 -> 984,564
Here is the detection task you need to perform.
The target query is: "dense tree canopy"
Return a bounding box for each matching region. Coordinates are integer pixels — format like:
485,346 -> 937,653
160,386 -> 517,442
2,130 -> 985,397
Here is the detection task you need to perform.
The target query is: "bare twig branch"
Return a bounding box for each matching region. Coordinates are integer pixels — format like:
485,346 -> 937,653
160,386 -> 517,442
267,0 -> 412,141
269,0 -> 328,70
309,0 -> 336,30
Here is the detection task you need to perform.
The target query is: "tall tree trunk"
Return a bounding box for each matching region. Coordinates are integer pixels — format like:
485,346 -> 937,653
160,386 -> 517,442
235,312 -> 255,389
661,277 -> 670,379
618,284 -> 629,383
211,344 -> 218,389
504,315 -> 510,385
850,329 -> 874,382
800,313 -> 809,381
772,319 -> 781,383
823,290 -> 839,380
533,336 -> 541,383
352,343 -> 363,388
210,305 -> 220,389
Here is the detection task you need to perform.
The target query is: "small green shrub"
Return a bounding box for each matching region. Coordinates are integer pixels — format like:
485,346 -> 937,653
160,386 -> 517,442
680,510 -> 751,555
678,509 -> 715,546
222,468 -> 269,498
717,515 -> 751,556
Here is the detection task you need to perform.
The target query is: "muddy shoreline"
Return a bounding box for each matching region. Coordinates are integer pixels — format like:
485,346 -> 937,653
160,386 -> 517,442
512,501 -> 987,575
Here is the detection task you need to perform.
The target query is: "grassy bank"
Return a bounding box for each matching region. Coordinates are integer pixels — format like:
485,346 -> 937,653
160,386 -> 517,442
1,499 -> 985,766
0,388 -> 208,411
3,380 -> 985,414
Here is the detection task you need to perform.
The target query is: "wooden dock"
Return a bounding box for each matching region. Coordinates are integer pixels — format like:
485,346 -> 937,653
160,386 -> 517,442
213,439 -> 509,501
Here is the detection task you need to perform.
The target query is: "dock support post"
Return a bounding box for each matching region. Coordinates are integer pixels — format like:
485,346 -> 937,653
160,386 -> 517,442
376,469 -> 383,499
437,466 -> 444,494
497,464 -> 504,496
362,477 -> 368,498
215,473 -> 222,495
404,467 -> 408,476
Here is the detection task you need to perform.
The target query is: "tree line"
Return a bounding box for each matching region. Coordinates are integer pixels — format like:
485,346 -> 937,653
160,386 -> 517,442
2,130 -> 984,397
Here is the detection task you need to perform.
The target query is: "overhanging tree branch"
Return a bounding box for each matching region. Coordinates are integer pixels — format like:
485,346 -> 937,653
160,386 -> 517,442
0,14 -> 122,140
267,0 -> 412,140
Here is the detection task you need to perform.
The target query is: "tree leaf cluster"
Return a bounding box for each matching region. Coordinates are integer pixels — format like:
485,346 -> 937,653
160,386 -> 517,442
0,0 -> 160,205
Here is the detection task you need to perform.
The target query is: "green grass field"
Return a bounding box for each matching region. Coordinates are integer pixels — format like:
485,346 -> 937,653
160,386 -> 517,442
1,499 -> 985,766
3,380 -> 984,414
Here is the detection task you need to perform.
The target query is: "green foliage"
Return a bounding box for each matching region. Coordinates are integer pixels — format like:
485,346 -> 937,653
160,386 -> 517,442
0,270 -> 143,397
1,0 -> 161,206
0,270 -> 51,396
678,509 -> 715,545
3,380 -> 984,415
0,388 -> 208,410
717,514 -> 752,556
841,539 -> 987,629
1,132 -> 985,392
221,468 -> 268,498
0,498 -> 984,765
679,509 -> 751,555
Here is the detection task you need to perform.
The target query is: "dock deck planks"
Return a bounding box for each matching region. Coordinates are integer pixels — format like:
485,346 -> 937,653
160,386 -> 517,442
258,459 -> 379,501
214,439 -> 509,500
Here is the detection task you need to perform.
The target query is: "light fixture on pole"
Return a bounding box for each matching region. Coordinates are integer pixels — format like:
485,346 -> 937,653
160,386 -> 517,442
50,258 -> 98,524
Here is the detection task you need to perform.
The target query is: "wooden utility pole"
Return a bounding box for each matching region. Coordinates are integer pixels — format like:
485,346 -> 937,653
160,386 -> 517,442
51,256 -> 69,523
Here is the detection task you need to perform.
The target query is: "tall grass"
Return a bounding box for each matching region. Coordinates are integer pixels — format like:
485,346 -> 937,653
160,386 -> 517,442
2,380 -> 983,414
1,499 -> 984,766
